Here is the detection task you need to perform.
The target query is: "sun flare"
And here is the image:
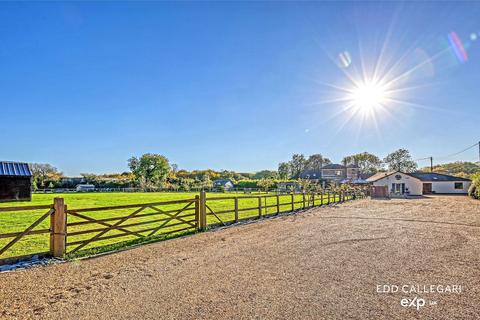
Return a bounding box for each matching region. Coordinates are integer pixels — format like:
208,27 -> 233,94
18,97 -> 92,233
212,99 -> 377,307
348,81 -> 389,113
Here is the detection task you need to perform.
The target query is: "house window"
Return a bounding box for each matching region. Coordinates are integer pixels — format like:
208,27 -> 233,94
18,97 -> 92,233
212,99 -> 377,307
454,182 -> 463,190
336,170 -> 342,175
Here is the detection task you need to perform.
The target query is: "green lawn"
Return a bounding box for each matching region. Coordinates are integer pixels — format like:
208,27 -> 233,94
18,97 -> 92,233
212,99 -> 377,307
0,191 -> 341,260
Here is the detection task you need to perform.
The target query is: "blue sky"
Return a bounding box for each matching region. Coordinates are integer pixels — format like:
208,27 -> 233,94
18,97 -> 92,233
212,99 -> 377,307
1,2 -> 479,176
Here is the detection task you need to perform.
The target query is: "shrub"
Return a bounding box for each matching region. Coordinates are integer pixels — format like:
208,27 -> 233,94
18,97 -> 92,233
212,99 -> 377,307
468,173 -> 480,199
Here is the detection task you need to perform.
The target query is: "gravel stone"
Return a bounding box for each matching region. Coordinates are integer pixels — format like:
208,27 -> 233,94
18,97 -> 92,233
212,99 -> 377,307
0,195 -> 478,319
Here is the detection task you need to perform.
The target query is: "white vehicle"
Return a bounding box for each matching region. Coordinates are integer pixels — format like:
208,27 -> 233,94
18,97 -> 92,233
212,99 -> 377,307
76,184 -> 95,192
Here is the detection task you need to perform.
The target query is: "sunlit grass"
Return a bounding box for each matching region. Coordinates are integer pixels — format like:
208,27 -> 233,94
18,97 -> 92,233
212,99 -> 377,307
0,192 -> 342,260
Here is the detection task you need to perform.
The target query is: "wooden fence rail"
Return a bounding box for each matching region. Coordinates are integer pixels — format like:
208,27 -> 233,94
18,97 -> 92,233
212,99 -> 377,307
0,190 -> 367,264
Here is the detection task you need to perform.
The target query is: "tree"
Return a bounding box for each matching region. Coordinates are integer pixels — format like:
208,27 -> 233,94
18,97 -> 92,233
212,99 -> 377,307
305,154 -> 331,172
290,154 -> 307,179
342,152 -> 383,174
128,153 -> 171,188
257,178 -> 275,191
30,163 -> 64,188
253,170 -> 278,179
421,161 -> 480,178
278,162 -> 291,179
199,174 -> 212,190
383,149 -> 417,173
179,178 -> 195,191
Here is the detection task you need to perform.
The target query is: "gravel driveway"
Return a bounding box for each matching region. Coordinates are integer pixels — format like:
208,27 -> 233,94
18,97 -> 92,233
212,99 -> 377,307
1,196 -> 479,319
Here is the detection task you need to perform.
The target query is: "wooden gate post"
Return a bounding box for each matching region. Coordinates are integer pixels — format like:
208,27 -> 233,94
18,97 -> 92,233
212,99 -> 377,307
199,191 -> 207,230
50,198 -> 66,257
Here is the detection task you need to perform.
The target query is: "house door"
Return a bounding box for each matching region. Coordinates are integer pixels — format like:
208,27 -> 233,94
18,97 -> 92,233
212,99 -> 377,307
391,183 -> 405,194
423,183 -> 432,194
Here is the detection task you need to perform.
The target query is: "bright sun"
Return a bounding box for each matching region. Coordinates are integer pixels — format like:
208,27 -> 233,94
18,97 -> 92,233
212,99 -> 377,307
349,81 -> 388,112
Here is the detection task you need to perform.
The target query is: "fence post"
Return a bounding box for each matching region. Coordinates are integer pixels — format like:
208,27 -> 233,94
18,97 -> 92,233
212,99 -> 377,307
291,193 -> 295,211
199,191 -> 207,230
312,193 -> 315,207
276,195 -> 280,214
258,196 -> 262,217
234,197 -> 239,222
302,193 -> 306,209
195,195 -> 200,229
50,198 -> 66,258
327,192 -> 330,205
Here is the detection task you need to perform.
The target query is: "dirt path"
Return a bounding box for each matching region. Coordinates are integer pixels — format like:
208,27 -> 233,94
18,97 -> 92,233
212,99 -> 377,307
1,196 -> 479,319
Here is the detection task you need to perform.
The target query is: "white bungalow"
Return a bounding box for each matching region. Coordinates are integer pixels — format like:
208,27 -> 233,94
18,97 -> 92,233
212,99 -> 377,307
367,171 -> 471,196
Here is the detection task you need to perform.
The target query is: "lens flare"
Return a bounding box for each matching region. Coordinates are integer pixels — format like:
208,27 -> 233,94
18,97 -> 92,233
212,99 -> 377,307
448,31 -> 468,63
337,51 -> 352,68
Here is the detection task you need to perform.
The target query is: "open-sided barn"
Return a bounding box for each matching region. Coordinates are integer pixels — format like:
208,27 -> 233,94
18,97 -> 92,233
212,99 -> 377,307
0,161 -> 32,202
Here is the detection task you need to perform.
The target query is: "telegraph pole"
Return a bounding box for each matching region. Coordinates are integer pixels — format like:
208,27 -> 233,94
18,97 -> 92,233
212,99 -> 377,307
478,141 -> 480,163
430,157 -> 433,172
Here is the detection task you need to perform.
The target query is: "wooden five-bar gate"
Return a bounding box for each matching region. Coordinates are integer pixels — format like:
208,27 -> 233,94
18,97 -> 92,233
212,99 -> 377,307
0,190 -> 366,264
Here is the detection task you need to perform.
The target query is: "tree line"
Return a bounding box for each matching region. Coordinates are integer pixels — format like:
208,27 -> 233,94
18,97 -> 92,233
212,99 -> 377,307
29,148 -> 479,191
277,148 -> 418,179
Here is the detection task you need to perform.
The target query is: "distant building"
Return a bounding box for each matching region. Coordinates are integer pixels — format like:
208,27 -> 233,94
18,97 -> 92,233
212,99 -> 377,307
212,179 -> 234,190
0,161 -> 32,202
277,182 -> 301,192
299,163 -> 360,184
343,173 -> 374,185
298,169 -> 322,181
60,177 -> 85,188
76,184 -> 96,192
321,163 -> 359,182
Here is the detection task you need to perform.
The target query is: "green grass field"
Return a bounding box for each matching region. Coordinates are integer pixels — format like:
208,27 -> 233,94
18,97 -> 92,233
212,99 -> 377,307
0,191 -> 340,260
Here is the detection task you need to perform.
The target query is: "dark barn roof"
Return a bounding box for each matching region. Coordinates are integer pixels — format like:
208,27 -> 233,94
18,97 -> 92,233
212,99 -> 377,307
321,163 -> 359,170
0,162 -> 32,177
409,172 -> 471,182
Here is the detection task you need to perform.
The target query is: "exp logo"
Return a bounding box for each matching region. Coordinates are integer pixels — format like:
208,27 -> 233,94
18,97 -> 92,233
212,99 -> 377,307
400,297 -> 426,310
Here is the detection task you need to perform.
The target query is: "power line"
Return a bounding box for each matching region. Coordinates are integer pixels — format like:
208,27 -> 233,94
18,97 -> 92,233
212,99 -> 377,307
414,141 -> 480,165
414,156 -> 431,161
434,142 -> 479,160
